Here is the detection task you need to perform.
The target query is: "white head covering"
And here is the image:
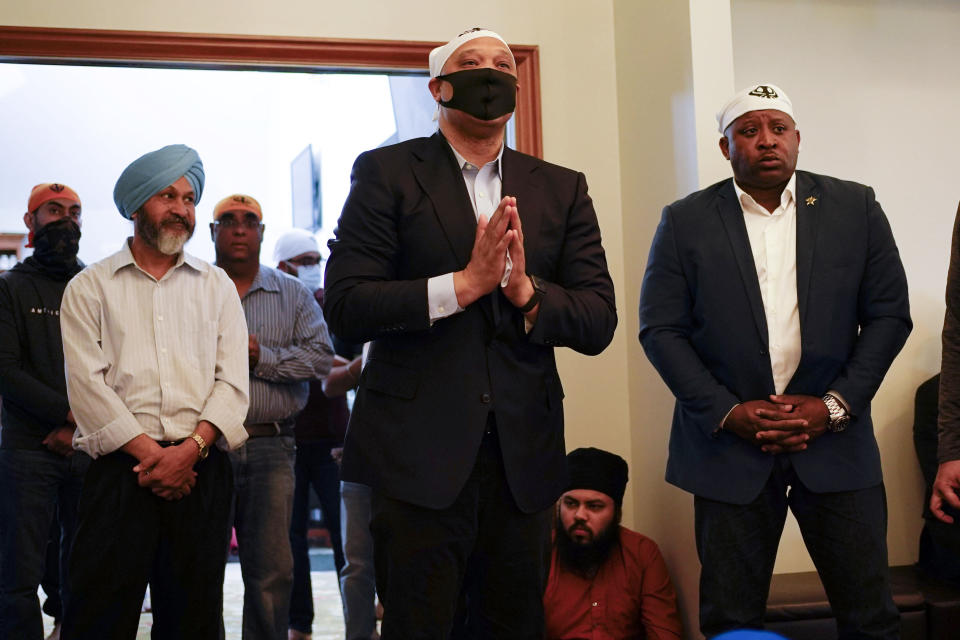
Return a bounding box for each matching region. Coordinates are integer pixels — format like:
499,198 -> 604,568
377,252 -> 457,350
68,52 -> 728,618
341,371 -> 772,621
429,28 -> 513,78
717,83 -> 796,134
274,228 -> 320,263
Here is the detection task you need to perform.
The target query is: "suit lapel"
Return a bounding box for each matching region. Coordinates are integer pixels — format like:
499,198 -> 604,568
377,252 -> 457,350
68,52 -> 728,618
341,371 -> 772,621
717,180 -> 769,346
795,171 -> 820,330
411,133 -> 477,268
501,147 -> 543,262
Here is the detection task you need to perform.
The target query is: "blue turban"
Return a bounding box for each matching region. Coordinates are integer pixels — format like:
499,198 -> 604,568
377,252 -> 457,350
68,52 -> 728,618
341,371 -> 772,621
714,632 -> 788,640
113,144 -> 205,220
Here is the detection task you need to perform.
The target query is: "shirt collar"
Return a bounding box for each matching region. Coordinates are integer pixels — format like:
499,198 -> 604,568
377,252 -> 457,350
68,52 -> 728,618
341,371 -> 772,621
447,140 -> 504,178
246,264 -> 282,295
733,172 -> 797,215
110,237 -> 204,276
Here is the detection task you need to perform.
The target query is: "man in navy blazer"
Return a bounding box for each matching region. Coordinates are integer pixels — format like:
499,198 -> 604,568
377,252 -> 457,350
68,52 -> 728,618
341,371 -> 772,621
324,28 -> 616,637
639,84 -> 910,639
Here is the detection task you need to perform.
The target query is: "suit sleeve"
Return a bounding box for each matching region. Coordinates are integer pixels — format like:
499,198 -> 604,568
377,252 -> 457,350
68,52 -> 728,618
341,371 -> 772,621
639,206 -> 741,434
323,151 -> 432,344
828,189 -> 911,417
939,202 -> 960,462
526,171 -> 617,356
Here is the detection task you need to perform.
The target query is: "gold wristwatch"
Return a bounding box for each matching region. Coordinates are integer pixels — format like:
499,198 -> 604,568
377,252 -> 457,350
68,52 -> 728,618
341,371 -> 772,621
189,432 -> 210,460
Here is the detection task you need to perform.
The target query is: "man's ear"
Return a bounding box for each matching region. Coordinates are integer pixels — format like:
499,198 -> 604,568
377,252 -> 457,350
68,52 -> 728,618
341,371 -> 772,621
719,135 -> 731,160
23,211 -> 35,233
428,77 -> 443,102
209,222 -> 217,242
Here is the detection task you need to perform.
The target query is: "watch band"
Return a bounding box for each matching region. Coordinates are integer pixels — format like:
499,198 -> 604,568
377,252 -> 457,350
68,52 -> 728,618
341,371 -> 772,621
189,432 -> 209,459
821,393 -> 850,433
518,274 -> 545,314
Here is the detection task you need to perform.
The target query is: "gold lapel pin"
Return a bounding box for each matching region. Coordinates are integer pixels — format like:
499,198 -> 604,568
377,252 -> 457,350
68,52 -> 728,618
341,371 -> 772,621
805,196 -> 817,206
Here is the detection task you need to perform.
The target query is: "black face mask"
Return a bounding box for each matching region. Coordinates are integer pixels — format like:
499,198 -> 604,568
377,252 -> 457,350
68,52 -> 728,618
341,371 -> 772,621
31,217 -> 82,278
436,68 -> 517,121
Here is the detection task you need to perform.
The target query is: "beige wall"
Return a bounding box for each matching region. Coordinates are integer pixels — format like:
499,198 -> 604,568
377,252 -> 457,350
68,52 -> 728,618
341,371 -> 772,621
4,1 -> 955,638
0,1 -> 634,506
732,0 -> 960,575
613,1 -> 702,634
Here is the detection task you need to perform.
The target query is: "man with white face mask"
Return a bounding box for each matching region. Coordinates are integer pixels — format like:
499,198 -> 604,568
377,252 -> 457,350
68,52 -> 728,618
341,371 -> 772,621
274,228 -> 366,640
211,197 -> 335,640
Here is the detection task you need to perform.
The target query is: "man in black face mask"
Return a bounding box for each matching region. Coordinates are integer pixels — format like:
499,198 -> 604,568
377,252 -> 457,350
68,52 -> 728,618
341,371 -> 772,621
324,28 -> 617,638
0,183 -> 89,640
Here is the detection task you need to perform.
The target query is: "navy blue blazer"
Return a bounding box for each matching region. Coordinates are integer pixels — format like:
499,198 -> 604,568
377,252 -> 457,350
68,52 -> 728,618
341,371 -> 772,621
324,133 -> 617,512
639,171 -> 911,505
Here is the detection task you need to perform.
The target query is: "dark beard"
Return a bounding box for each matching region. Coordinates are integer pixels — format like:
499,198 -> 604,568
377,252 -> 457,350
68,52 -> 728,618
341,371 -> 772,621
555,513 -> 620,579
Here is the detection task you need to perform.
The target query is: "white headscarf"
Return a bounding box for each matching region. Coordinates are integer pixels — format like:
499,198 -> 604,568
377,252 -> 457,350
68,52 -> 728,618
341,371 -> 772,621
428,28 -> 513,78
716,83 -> 796,134
273,228 -> 320,263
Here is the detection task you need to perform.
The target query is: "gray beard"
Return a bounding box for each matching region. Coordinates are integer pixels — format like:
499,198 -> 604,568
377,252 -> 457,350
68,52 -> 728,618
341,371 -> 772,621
156,231 -> 188,255
136,213 -> 193,256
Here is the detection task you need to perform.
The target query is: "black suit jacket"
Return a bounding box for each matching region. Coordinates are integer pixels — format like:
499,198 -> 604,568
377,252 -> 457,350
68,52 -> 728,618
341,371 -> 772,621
324,133 -> 617,512
639,171 -> 911,504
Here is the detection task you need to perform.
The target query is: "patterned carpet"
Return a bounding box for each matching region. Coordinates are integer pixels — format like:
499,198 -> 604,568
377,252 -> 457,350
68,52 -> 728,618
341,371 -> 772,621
42,550 -> 347,639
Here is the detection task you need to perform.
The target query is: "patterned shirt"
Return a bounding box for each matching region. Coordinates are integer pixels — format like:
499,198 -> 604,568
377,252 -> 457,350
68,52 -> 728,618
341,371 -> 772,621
61,239 -> 250,457
239,265 -> 334,424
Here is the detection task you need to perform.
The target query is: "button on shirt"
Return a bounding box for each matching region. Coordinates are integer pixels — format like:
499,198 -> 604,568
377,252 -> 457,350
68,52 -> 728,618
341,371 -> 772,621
735,173 -> 801,395
239,265 -> 334,423
427,142 -> 511,321
61,240 -> 250,457
543,527 -> 683,639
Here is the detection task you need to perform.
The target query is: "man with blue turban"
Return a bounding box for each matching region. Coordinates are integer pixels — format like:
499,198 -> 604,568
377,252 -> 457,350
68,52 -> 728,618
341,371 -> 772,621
60,144 -> 250,639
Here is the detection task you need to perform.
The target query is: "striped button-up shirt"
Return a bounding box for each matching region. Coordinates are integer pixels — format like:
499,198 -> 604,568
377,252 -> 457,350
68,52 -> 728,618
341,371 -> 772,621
61,240 -> 250,457
239,265 -> 334,424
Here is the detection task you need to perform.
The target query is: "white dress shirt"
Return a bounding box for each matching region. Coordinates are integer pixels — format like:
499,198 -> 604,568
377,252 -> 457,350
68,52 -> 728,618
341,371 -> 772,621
426,142 -> 511,322
734,173 -> 801,395
61,239 -> 250,457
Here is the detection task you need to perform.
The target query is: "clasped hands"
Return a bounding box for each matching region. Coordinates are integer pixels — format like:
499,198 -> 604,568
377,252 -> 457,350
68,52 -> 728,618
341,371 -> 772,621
453,196 -> 537,314
130,437 -> 200,501
723,394 -> 830,454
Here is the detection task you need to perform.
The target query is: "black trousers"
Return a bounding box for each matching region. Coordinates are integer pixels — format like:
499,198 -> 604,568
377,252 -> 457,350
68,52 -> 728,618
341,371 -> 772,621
695,456 -> 900,639
370,417 -> 552,639
62,446 -> 233,640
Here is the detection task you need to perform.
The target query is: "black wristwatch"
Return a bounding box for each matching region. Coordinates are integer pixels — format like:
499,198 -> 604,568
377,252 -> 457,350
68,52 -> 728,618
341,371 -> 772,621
518,274 -> 546,313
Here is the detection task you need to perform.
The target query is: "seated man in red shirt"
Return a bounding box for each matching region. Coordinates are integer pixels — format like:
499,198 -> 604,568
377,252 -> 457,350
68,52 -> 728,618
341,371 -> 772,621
544,447 -> 683,640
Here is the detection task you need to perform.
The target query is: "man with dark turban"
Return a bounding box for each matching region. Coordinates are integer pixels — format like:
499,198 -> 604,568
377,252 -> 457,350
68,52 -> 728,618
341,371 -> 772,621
60,144 -> 250,639
542,448 -> 682,639
0,182 -> 88,640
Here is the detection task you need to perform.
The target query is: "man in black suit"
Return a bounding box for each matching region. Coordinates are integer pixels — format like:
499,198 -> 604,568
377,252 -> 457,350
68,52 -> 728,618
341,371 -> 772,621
324,27 -> 617,639
639,84 -> 911,638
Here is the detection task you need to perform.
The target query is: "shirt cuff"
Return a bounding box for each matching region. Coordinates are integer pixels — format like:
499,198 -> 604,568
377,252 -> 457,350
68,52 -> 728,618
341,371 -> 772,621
200,401 -> 249,450
715,403 -> 741,437
253,345 -> 277,379
428,273 -> 462,322
73,413 -> 145,458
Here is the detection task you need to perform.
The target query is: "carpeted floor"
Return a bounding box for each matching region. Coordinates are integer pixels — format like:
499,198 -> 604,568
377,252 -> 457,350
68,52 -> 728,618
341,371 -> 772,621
42,549 -> 347,639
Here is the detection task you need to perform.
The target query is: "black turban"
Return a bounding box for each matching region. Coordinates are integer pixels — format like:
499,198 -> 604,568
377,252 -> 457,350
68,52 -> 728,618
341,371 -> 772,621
565,447 -> 628,507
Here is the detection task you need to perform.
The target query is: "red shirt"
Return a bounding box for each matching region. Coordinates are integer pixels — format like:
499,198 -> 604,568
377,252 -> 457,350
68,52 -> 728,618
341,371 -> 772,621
543,527 -> 683,640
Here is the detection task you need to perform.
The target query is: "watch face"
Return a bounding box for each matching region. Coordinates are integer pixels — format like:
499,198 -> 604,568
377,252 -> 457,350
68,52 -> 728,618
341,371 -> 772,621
531,275 -> 546,294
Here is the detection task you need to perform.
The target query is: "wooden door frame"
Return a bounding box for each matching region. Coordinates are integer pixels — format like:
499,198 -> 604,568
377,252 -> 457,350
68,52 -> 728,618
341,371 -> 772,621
0,26 -> 542,157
